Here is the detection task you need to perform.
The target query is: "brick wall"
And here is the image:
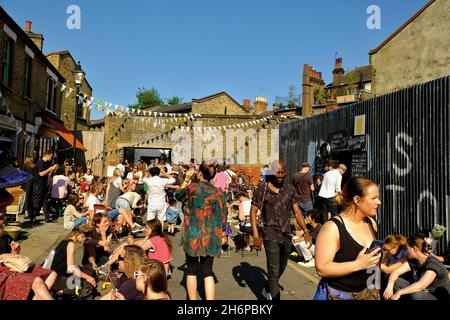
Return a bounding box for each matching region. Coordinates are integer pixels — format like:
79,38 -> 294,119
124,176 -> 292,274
47,52 -> 92,131
370,0 -> 450,95
103,114 -> 278,175
191,94 -> 249,115
0,16 -> 63,161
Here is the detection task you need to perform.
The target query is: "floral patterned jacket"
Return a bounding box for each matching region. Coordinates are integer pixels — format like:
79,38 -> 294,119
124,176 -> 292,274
175,182 -> 227,257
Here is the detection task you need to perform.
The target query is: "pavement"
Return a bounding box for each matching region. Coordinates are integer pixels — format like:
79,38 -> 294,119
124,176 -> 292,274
11,214 -> 319,300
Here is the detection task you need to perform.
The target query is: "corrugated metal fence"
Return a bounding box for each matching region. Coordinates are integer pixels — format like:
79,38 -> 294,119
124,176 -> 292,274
280,76 -> 450,251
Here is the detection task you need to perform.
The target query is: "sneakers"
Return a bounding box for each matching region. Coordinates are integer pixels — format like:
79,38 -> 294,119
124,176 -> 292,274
298,260 -> 315,268
131,225 -> 145,234
261,287 -> 272,300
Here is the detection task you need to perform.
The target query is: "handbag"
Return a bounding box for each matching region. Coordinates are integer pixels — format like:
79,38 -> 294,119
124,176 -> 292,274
0,253 -> 36,273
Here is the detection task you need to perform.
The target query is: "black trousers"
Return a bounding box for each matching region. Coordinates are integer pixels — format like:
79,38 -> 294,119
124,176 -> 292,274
185,254 -> 215,278
29,184 -> 49,220
263,240 -> 291,300
318,196 -> 339,225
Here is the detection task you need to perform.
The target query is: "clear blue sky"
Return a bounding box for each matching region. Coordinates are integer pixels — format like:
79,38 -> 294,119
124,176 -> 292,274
2,0 -> 429,119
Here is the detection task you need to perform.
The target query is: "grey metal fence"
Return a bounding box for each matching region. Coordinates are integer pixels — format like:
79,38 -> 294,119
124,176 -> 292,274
280,76 -> 450,252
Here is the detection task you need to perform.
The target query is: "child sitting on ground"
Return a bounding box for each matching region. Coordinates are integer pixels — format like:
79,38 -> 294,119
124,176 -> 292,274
166,198 -> 180,235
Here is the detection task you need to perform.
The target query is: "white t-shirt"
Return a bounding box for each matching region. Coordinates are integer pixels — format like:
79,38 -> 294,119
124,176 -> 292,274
86,194 -> 104,213
225,169 -> 236,177
112,176 -> 123,188
143,176 -> 176,207
119,192 -> 141,209
84,174 -> 94,184
318,169 -> 343,199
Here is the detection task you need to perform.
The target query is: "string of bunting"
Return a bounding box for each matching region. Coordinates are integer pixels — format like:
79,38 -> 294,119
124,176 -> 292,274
57,81 -> 202,119
86,116 -> 282,165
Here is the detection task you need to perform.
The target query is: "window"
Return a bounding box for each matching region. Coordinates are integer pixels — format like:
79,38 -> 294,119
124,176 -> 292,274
23,56 -> 32,97
77,95 -> 83,118
1,37 -> 13,87
46,77 -> 57,113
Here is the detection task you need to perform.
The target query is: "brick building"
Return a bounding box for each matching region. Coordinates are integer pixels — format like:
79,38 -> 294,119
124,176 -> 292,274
301,58 -> 373,117
370,0 -> 450,95
0,6 -> 85,164
98,92 -> 281,176
47,50 -> 93,131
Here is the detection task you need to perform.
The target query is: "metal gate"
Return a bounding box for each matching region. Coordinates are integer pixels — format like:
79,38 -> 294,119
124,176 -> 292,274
280,76 -> 450,251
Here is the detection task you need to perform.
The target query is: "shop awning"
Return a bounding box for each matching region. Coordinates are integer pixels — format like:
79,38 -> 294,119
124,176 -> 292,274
45,116 -> 87,151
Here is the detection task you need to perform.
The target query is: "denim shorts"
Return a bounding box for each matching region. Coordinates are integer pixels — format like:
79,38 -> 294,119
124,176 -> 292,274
298,201 -> 313,214
115,197 -> 131,211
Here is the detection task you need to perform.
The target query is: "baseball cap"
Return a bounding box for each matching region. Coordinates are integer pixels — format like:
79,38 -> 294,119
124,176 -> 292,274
338,164 -> 347,171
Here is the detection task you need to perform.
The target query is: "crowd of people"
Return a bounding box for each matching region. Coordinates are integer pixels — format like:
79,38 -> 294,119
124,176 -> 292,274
1,148 -> 450,300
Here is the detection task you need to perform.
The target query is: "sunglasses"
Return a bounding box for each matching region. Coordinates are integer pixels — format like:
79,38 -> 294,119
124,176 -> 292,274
133,271 -> 145,279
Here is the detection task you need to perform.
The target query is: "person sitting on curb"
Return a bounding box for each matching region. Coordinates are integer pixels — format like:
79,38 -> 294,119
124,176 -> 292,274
63,194 -> 90,231
49,228 -> 97,299
82,212 -> 113,270
384,235 -> 450,300
100,220 -> 172,277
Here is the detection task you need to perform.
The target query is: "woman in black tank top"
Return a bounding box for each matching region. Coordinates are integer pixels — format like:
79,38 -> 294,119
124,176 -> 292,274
314,177 -> 382,300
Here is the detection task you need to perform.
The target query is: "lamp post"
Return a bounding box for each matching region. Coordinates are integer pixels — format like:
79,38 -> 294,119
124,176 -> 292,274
72,61 -> 85,167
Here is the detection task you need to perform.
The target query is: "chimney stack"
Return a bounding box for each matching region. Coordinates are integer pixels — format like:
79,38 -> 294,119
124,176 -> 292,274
253,96 -> 268,114
333,57 -> 345,86
24,20 -> 44,51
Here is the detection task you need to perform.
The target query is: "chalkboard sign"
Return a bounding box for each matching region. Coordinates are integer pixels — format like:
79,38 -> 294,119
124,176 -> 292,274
348,135 -> 366,151
351,152 -> 368,177
330,130 -> 348,152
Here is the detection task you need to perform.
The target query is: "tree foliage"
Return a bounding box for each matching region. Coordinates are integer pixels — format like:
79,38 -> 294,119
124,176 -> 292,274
166,96 -> 183,105
135,87 -> 164,109
131,87 -> 183,109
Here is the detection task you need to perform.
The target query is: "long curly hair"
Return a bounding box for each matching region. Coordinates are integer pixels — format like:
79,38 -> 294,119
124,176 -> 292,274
122,245 -> 146,279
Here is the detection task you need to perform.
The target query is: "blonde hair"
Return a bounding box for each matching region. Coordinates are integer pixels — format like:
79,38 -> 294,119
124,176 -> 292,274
113,168 -> 122,178
384,234 -> 407,255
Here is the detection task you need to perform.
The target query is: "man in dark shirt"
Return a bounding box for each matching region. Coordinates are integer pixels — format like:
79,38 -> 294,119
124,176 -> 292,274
292,162 -> 315,215
29,150 -> 58,223
250,160 -> 311,300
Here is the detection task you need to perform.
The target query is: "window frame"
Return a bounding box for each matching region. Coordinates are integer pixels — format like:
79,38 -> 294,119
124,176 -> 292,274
23,56 -> 32,98
1,37 -> 14,87
46,76 -> 58,113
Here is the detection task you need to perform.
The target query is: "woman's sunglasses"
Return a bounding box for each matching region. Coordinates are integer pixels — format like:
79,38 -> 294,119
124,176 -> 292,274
133,271 -> 145,279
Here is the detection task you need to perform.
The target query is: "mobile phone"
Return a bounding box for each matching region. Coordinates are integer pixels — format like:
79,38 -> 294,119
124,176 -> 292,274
366,240 -> 384,254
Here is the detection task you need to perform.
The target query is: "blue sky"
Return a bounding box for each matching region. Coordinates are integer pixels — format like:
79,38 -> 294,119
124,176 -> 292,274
2,0 -> 429,119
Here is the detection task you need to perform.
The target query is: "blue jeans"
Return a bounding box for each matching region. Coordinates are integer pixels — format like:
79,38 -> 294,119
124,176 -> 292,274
107,209 -> 120,221
73,217 -> 88,229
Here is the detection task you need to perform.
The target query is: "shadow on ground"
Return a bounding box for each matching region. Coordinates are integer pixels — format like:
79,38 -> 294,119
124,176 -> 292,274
232,262 -> 268,300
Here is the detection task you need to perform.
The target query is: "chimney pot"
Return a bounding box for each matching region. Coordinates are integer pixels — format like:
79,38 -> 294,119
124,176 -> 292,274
26,20 -> 32,32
